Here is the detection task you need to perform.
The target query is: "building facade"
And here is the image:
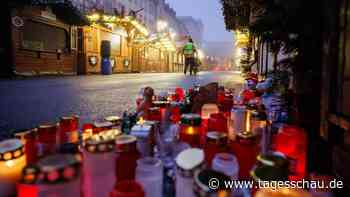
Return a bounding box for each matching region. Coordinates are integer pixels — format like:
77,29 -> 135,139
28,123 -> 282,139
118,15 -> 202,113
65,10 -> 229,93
178,16 -> 204,46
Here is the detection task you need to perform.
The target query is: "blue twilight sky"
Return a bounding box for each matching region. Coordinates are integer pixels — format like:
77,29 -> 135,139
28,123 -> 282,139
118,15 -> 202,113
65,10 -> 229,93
166,0 -> 233,43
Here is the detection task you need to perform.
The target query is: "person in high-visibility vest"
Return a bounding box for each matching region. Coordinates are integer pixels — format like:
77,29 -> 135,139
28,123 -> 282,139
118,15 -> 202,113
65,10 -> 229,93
182,38 -> 197,75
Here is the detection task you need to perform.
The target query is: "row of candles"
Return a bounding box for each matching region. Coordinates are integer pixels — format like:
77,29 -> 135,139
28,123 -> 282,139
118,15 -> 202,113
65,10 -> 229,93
0,84 -> 310,197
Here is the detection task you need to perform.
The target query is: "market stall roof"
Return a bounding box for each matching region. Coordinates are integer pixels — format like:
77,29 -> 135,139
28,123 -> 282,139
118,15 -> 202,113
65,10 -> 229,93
11,0 -> 89,26
148,33 -> 177,52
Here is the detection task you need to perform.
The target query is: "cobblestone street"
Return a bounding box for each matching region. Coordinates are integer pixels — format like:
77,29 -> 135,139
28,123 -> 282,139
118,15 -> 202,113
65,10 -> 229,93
0,71 -> 242,134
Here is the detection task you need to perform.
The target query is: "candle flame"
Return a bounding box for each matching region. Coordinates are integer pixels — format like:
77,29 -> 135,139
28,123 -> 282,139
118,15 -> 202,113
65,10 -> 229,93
187,127 -> 195,135
5,160 -> 14,167
138,117 -> 145,126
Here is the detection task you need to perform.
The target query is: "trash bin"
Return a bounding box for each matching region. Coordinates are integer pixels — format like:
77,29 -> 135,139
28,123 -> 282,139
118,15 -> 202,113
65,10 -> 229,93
101,57 -> 112,75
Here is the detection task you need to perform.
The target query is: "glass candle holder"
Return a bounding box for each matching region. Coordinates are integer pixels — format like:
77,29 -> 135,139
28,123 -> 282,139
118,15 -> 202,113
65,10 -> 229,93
83,136 -> 116,197
59,115 -> 79,144
135,157 -> 163,197
193,169 -> 232,197
179,114 -> 202,147
115,135 -> 141,182
175,148 -> 205,197
212,153 -> 239,181
18,154 -> 81,197
208,113 -> 228,134
37,123 -> 58,157
230,105 -> 247,136
0,139 -> 26,196
14,128 -> 38,164
131,124 -> 153,157
110,180 -> 145,197
229,132 -> 260,180
204,132 -> 228,167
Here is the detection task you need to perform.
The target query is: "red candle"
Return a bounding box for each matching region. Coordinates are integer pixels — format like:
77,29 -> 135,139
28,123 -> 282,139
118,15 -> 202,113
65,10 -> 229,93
110,180 -> 145,197
208,113 -> 228,134
147,107 -> 162,122
152,101 -> 170,121
37,123 -> 58,157
115,135 -> 141,182
273,125 -> 307,180
14,128 -> 38,164
59,115 -> 79,144
229,132 -> 260,180
169,102 -> 182,123
204,132 -> 228,167
179,114 -> 202,147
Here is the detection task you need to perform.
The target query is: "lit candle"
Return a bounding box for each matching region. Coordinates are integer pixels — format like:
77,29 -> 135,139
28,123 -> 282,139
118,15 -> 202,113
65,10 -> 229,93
115,135 -> 141,181
179,114 -> 202,147
0,139 -> 26,196
37,123 -> 58,157
175,148 -> 205,197
201,104 -> 219,143
82,123 -> 94,142
83,136 -> 116,197
59,115 -> 79,144
14,128 -> 38,164
204,132 -> 228,167
18,154 -> 82,197
93,121 -> 113,135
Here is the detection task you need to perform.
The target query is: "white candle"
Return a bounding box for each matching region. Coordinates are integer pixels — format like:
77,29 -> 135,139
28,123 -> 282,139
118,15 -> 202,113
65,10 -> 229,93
131,124 -> 153,157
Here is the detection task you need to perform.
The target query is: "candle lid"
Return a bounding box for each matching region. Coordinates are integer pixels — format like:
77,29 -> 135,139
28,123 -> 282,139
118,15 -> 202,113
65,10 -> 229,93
194,169 -> 231,196
14,128 -> 37,140
94,121 -> 113,128
257,152 -> 289,168
0,139 -> 24,161
176,148 -> 205,176
60,116 -> 77,121
206,132 -> 228,145
250,163 -> 289,182
181,114 -> 202,126
153,100 -> 170,108
85,135 -> 115,153
115,135 -> 137,153
37,154 -> 81,184
236,131 -> 256,139
131,125 -> 152,139
212,153 -> 239,177
38,123 -> 58,134
105,116 -> 122,124
231,105 -> 246,112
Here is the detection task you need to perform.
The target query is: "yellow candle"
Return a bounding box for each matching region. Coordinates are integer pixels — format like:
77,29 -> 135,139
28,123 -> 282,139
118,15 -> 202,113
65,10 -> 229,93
0,139 -> 27,196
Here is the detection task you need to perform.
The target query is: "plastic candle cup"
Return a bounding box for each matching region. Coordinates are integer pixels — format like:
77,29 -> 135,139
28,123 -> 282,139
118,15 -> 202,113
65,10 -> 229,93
135,157 -> 163,197
169,102 -> 182,123
115,135 -> 140,182
59,115 -> 79,144
18,154 -> 81,197
212,153 -> 239,181
175,148 -> 205,197
152,101 -> 170,121
14,128 -> 38,164
147,107 -> 162,122
208,113 -> 228,134
37,123 -> 59,157
179,114 -> 202,147
110,180 -> 145,197
83,135 -> 116,197
130,123 -> 153,157
230,105 -> 247,139
193,169 -> 232,197
204,132 -> 228,167
229,131 -> 260,180
0,139 -> 26,196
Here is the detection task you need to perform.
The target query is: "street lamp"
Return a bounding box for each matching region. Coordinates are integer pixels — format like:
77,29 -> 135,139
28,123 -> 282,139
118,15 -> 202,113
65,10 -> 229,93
157,20 -> 168,32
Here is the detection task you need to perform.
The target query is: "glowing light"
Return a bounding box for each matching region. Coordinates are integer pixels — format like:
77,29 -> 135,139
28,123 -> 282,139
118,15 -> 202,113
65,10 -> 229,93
157,20 -> 168,32
187,127 -> 195,135
197,49 -> 205,60
5,160 -> 14,167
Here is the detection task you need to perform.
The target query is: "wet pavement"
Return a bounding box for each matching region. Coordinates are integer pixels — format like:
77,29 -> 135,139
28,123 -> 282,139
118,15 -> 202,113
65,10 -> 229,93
0,71 -> 242,136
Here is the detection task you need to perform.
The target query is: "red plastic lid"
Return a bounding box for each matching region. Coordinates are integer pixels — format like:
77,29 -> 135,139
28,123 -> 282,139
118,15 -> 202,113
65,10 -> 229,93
111,180 -> 145,197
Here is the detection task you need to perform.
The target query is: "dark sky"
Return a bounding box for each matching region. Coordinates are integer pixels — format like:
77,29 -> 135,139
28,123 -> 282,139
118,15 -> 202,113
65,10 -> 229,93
166,0 -> 233,43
